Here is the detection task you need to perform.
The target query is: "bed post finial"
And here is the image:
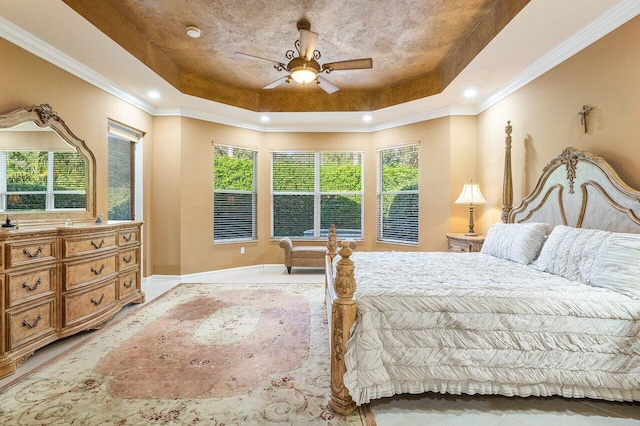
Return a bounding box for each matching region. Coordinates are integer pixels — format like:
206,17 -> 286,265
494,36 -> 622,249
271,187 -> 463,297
329,240 -> 357,415
327,224 -> 338,260
502,120 -> 513,223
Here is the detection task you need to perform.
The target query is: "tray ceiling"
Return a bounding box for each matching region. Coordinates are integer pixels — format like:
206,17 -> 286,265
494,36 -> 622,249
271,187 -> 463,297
61,0 -> 529,112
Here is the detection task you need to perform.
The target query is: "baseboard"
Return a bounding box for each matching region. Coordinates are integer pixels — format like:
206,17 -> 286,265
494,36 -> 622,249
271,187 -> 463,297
143,264 -> 284,284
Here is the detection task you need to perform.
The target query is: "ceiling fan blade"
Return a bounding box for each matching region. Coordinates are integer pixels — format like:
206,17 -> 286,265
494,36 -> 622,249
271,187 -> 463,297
299,29 -> 318,60
317,75 -> 339,94
263,75 -> 289,90
234,52 -> 285,67
322,58 -> 373,71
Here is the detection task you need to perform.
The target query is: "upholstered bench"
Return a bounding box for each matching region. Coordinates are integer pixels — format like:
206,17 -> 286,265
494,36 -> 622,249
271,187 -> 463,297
279,237 -> 327,274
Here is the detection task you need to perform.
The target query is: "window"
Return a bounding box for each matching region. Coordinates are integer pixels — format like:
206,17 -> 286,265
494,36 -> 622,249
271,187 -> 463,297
108,122 -> 140,220
214,145 -> 257,242
272,151 -> 363,239
378,144 -> 419,244
0,150 -> 86,211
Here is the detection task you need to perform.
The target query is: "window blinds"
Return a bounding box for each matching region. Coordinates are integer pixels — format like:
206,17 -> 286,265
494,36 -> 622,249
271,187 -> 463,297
213,145 -> 257,242
378,144 -> 419,244
271,151 -> 363,239
108,134 -> 134,220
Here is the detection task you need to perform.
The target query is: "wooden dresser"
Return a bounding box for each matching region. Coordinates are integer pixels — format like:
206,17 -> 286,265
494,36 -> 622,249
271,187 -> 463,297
0,221 -> 144,378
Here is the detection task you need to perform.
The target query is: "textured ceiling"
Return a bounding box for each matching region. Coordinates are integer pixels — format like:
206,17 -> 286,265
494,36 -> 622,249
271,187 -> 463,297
61,0 -> 529,112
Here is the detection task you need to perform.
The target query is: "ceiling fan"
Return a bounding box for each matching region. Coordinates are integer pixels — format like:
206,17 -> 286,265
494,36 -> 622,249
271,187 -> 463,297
233,20 -> 373,94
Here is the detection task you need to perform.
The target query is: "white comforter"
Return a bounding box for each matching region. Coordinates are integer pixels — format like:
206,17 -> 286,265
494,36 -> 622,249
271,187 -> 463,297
342,252 -> 640,405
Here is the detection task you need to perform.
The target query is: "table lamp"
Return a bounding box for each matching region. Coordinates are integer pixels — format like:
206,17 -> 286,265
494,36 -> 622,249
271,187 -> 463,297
455,182 -> 487,236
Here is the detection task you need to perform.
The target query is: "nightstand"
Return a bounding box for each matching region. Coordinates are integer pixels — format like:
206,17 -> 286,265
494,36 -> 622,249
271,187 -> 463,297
446,233 -> 485,252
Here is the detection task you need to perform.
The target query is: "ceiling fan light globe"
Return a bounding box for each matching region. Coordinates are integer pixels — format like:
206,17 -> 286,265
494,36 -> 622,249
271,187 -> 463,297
290,67 -> 317,84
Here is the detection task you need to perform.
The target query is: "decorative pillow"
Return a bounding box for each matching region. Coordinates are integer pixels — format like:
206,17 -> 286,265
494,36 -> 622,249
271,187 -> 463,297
480,222 -> 549,264
589,233 -> 640,299
533,225 -> 612,283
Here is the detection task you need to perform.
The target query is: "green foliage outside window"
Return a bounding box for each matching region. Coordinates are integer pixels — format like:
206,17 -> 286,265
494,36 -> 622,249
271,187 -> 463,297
6,152 -> 48,188
214,148 -> 254,191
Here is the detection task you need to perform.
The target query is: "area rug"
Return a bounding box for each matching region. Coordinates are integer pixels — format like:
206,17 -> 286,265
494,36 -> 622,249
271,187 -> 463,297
0,283 -> 373,425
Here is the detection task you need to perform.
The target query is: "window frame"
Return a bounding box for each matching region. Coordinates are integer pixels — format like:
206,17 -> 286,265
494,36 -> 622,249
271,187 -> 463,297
213,143 -> 258,243
377,143 -> 420,245
270,151 -> 364,240
107,121 -> 141,221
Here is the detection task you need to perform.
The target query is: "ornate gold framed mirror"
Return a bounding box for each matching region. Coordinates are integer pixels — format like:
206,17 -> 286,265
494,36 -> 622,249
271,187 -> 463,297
0,104 -> 96,225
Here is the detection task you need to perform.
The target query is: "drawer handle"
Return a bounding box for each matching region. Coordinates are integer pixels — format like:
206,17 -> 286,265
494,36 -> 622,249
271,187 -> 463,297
23,246 -> 43,258
90,264 -> 105,275
22,278 -> 42,291
123,233 -> 133,242
123,255 -> 133,263
91,239 -> 105,249
22,314 -> 42,329
123,280 -> 133,288
90,294 -> 105,306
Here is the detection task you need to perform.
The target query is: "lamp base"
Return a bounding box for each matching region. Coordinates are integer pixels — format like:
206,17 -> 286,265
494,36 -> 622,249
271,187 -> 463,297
464,232 -> 479,237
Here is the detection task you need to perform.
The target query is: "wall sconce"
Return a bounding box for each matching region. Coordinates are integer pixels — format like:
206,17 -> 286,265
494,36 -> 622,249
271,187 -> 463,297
455,182 -> 487,236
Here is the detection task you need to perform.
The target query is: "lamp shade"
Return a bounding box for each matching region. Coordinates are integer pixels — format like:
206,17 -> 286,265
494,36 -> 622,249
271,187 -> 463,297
455,183 -> 487,204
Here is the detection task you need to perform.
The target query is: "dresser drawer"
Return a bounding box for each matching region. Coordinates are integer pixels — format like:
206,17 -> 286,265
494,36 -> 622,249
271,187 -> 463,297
118,228 -> 140,247
7,298 -> 55,350
118,247 -> 139,272
62,233 -> 117,258
446,234 -> 484,253
6,265 -> 56,308
118,270 -> 139,299
63,280 -> 117,327
5,238 -> 57,269
449,240 -> 475,252
63,254 -> 117,291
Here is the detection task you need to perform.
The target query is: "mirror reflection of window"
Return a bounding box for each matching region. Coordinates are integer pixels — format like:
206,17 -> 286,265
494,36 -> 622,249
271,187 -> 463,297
0,121 -> 88,212
107,121 -> 141,221
0,150 -> 86,212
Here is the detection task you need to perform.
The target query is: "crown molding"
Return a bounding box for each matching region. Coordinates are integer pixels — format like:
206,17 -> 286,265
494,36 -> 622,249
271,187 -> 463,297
154,107 -> 265,132
0,16 -> 153,115
478,0 -> 640,113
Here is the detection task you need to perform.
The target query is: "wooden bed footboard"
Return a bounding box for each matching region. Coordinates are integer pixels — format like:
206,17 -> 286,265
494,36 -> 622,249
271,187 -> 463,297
325,225 -> 358,415
324,122 -> 514,414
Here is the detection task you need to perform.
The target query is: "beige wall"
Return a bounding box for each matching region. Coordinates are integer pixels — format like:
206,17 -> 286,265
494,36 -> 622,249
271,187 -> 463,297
157,120 -> 477,275
477,15 -> 640,232
0,38 -> 155,276
13,14 -> 640,276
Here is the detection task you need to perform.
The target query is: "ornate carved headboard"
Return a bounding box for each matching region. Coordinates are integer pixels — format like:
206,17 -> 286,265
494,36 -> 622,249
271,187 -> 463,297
501,125 -> 640,234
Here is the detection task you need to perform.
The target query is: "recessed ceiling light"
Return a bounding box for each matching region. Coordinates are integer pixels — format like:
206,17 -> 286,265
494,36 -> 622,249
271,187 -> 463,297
463,89 -> 477,98
260,116 -> 270,123
362,115 -> 373,122
147,91 -> 161,99
186,26 -> 201,38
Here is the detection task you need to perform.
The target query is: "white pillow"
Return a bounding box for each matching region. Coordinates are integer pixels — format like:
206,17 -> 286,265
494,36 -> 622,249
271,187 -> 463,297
533,225 -> 611,283
480,222 -> 549,264
534,225 -> 640,299
590,233 -> 640,299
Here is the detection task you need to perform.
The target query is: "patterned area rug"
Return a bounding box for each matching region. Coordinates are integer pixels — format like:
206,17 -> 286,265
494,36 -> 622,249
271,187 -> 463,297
0,283 -> 372,425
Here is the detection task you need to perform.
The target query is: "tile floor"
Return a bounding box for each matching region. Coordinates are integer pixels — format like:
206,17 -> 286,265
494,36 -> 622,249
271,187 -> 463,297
1,265 -> 639,425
